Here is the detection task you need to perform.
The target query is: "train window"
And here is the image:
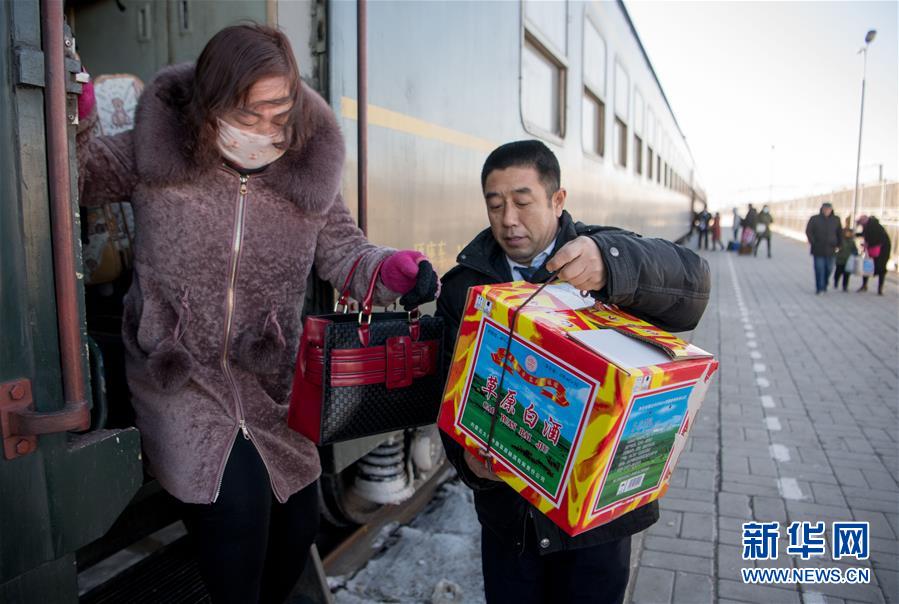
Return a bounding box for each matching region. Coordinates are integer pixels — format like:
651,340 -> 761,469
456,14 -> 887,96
583,19 -> 606,95
522,35 -> 566,138
524,0 -> 568,56
647,147 -> 654,179
656,156 -> 661,183
582,90 -> 605,157
634,135 -> 643,175
582,19 -> 606,158
614,61 -> 629,168
614,118 -> 627,167
633,89 -> 644,176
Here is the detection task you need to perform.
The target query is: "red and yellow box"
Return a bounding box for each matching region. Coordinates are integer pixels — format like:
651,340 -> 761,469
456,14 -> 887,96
438,282 -> 718,536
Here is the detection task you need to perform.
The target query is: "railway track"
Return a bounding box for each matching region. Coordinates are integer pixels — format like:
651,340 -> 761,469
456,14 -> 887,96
78,465 -> 454,603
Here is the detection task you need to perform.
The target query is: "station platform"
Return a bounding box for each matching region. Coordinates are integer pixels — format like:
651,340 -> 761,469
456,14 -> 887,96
630,234 -> 898,604
332,234 -> 898,604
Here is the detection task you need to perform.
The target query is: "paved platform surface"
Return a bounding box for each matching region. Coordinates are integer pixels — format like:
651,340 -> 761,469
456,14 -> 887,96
631,234 -> 898,604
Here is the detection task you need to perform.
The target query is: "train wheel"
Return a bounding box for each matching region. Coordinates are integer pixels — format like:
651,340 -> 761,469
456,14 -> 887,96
319,466 -> 385,527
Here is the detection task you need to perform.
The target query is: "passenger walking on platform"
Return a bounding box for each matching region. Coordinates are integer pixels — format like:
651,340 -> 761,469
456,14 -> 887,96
76,25 -> 438,604
856,215 -> 892,295
834,228 -> 858,292
732,207 -> 742,243
754,205 -> 773,258
696,204 -> 712,250
742,204 -> 759,244
805,202 -> 842,294
711,212 -> 725,250
437,140 -> 711,604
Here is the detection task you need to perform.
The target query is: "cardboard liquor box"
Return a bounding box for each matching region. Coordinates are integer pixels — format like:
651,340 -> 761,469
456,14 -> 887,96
438,281 -> 718,536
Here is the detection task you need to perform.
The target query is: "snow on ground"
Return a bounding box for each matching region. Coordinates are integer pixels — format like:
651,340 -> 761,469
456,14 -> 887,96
332,478 -> 486,604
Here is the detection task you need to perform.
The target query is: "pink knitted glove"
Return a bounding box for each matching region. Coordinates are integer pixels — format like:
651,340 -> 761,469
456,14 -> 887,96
78,73 -> 96,121
380,250 -> 426,294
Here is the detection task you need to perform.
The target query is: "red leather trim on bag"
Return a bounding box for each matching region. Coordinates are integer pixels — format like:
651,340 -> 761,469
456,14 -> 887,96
335,256 -> 366,310
301,339 -> 438,389
386,336 -> 414,389
287,330 -> 323,443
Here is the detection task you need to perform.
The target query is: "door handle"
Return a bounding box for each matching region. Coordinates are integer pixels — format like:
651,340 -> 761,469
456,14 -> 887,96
0,379 -> 90,460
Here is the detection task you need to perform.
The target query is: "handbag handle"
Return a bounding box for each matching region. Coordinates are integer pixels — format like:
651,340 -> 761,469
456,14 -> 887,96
357,260 -> 385,325
333,256 -> 367,313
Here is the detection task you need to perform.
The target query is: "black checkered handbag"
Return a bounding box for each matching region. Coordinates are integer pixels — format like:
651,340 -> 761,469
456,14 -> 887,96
287,257 -> 445,444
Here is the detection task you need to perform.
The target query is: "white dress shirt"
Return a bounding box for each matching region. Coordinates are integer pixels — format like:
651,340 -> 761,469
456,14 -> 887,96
506,239 -> 556,281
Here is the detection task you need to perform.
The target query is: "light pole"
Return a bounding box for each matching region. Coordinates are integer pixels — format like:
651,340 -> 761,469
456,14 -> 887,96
768,144 -> 775,204
851,29 -> 877,225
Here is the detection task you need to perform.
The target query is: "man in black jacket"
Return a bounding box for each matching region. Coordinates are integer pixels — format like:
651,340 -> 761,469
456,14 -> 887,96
436,140 -> 711,604
805,202 -> 843,294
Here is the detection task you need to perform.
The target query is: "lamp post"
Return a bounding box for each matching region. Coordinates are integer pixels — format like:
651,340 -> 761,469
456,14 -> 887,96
768,144 -> 775,204
851,29 -> 877,226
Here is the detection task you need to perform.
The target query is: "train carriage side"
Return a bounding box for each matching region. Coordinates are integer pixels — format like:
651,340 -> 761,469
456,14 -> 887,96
326,0 -> 701,278
0,0 -> 704,600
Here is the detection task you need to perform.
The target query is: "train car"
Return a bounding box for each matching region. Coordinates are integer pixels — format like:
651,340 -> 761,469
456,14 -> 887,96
0,1 -> 702,601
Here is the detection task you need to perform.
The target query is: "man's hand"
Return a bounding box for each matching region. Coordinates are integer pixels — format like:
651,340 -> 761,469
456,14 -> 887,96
545,236 -> 606,292
464,450 -> 503,482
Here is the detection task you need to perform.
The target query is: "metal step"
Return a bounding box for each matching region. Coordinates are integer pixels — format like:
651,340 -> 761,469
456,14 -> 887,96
80,537 -> 210,604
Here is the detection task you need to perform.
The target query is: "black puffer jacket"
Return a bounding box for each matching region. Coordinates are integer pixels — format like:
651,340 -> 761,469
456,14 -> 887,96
860,217 -> 892,274
805,211 -> 842,257
437,211 -> 711,555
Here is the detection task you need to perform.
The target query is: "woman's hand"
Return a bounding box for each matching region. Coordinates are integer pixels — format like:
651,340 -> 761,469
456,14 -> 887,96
77,70 -> 96,122
380,250 -> 440,310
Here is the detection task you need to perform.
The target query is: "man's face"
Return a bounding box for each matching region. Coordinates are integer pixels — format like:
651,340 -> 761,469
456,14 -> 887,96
823,206 -> 833,217
483,166 -> 565,265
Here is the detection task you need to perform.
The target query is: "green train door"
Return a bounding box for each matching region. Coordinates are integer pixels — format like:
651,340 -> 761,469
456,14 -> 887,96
0,2 -> 142,602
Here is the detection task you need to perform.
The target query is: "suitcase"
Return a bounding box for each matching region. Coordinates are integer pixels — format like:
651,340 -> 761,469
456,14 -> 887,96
738,244 -> 753,255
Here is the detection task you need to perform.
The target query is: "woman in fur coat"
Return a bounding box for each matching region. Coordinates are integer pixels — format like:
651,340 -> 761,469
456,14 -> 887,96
77,24 -> 438,603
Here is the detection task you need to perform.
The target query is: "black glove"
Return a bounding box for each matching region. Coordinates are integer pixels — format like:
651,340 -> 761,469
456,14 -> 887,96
399,260 -> 439,310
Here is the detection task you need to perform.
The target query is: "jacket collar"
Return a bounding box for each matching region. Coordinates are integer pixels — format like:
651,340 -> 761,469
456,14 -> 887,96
456,210 -> 579,282
132,63 -> 345,214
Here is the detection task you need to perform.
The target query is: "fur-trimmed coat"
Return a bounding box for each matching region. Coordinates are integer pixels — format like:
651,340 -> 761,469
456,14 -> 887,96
78,64 -> 398,503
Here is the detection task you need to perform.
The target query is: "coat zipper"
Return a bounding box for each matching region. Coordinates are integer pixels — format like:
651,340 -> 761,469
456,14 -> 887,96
213,170 -> 285,503
222,174 -> 251,440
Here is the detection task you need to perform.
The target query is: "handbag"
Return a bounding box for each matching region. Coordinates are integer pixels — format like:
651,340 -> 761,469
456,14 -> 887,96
867,244 -> 881,259
844,255 -> 858,275
861,255 -> 876,277
287,257 -> 445,445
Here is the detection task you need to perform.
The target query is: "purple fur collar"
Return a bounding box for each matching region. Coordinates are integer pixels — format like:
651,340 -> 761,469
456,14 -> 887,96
132,63 -> 345,215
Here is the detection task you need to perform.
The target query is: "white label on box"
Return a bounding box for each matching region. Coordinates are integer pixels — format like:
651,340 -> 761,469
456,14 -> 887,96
543,284 -> 595,310
569,329 -> 672,369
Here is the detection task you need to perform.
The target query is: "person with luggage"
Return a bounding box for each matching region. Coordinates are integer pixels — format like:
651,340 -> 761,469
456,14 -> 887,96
696,204 -> 712,250
741,203 -> 759,249
436,140 -> 710,604
77,24 -> 439,604
805,202 -> 842,294
833,227 -> 858,292
754,205 -> 773,258
711,212 -> 725,250
856,215 -> 892,295
732,207 -> 743,244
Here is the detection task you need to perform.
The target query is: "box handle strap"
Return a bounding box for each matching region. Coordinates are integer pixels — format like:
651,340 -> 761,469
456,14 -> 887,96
481,270 -> 560,466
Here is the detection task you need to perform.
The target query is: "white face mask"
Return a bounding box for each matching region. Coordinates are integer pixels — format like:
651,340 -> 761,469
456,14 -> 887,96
216,119 -> 286,170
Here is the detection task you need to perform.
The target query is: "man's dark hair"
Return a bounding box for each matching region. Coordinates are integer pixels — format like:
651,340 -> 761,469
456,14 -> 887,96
480,140 -> 561,198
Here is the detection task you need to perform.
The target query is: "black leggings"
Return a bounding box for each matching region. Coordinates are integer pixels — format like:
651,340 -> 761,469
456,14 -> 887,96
834,263 -> 851,290
181,436 -> 319,604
